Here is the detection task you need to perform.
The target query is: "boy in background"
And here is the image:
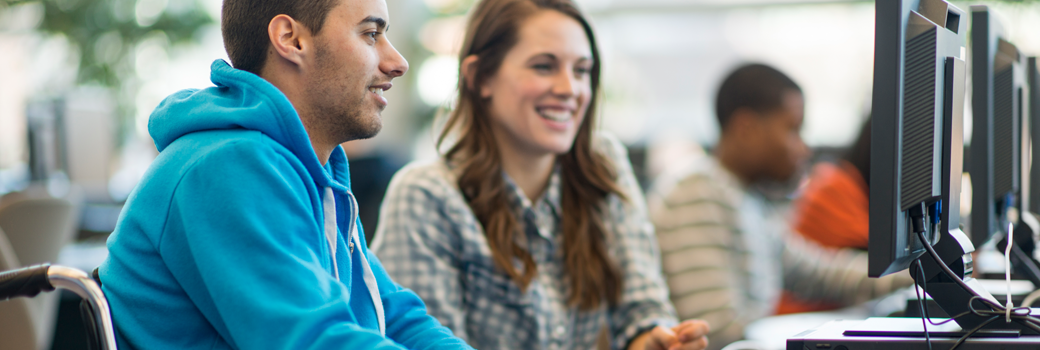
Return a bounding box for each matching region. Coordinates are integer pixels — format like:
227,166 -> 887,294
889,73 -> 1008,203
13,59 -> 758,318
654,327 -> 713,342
651,64 -> 910,350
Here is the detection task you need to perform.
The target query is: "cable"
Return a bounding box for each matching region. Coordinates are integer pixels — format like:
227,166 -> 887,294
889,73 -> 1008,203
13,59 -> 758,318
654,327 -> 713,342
915,228 -> 1040,337
916,228 -> 997,310
1023,288 -> 1040,307
914,259 -> 933,350
948,315 -> 1000,350
965,296 -> 1036,324
1007,221 -> 1015,323
917,260 -> 967,326
947,297 -> 1040,350
907,202 -> 1040,349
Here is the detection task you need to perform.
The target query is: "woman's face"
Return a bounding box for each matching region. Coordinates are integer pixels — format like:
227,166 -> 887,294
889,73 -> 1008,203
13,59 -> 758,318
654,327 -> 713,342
480,9 -> 593,157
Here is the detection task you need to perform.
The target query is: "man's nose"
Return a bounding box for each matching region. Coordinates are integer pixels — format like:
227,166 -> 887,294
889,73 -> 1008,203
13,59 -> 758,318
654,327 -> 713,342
381,40 -> 409,78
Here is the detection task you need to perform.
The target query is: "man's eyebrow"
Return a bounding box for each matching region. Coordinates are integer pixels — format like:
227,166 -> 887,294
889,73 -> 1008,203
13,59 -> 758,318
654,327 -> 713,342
359,16 -> 387,31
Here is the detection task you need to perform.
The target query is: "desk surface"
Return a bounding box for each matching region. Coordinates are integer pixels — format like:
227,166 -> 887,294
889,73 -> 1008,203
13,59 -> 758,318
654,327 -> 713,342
787,319 -> 1040,350
744,309 -> 872,350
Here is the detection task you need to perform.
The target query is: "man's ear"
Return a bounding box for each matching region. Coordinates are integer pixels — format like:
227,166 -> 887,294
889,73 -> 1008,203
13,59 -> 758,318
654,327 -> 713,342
267,14 -> 313,67
460,55 -> 491,98
726,107 -> 760,137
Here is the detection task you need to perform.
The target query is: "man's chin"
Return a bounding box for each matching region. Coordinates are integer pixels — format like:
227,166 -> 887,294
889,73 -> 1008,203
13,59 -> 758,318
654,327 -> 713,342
353,118 -> 382,140
354,128 -> 381,141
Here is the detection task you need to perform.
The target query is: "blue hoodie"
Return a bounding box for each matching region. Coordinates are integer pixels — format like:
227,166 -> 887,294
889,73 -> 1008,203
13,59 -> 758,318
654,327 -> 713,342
100,60 -> 472,350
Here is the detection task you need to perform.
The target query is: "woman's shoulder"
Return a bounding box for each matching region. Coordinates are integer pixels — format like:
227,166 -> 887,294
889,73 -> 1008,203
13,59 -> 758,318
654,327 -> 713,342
385,157 -> 464,201
589,131 -> 639,189
588,132 -> 651,216
591,131 -> 630,165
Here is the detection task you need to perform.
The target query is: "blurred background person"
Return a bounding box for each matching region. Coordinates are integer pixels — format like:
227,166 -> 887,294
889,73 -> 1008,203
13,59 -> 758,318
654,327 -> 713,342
775,117 -> 871,315
372,0 -> 709,348
650,64 -> 909,350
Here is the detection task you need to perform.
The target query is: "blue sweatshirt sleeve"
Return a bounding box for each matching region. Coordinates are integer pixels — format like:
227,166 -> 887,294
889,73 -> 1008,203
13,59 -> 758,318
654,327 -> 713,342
159,139 -> 426,350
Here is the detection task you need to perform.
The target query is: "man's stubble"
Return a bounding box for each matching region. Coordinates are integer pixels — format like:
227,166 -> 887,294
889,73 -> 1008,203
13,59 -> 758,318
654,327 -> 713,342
310,39 -> 383,144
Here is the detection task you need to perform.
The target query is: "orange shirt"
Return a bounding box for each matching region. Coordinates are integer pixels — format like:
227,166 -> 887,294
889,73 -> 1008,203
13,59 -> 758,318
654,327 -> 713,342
792,161 -> 869,249
776,161 -> 869,314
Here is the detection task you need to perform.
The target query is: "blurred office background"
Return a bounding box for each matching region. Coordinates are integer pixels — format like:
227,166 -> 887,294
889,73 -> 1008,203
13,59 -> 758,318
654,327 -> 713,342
0,0 -> 1039,348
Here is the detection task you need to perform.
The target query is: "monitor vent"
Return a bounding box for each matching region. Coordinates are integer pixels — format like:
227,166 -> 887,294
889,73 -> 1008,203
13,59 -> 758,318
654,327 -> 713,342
901,29 -> 937,211
993,67 -> 1015,197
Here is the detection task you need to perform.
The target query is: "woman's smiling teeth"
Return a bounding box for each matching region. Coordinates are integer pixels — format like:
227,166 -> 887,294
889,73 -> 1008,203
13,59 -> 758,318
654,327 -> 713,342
537,108 -> 572,122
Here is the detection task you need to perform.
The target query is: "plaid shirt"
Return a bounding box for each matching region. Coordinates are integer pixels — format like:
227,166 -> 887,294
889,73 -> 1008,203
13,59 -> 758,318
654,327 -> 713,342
372,135 -> 678,350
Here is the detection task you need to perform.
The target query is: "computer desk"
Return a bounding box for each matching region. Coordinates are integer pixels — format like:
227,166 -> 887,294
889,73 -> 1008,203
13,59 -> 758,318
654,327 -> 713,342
743,293 -> 903,350
784,280 -> 1040,350
787,317 -> 1040,350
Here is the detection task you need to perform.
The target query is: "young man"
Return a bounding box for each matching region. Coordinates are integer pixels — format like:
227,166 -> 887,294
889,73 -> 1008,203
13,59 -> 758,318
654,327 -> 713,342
650,64 -> 911,350
98,0 -> 473,349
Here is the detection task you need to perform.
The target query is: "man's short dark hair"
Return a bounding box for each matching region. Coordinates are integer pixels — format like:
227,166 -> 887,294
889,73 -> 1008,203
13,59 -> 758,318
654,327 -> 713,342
715,63 -> 802,130
221,0 -> 339,75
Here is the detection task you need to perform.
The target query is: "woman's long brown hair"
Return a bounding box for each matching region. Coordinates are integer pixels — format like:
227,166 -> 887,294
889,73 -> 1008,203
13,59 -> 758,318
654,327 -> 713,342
438,0 -> 625,310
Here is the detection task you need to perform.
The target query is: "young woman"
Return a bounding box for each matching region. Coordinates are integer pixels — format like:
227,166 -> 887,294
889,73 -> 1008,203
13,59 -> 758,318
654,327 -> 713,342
371,0 -> 708,348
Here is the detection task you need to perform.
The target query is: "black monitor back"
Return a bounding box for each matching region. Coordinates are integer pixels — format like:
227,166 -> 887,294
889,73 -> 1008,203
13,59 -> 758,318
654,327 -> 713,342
970,6 -> 1031,246
869,0 -> 967,278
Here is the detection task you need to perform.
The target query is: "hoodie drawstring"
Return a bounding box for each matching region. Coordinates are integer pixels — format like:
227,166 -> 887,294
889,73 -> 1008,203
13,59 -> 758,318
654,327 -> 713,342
323,186 -> 385,336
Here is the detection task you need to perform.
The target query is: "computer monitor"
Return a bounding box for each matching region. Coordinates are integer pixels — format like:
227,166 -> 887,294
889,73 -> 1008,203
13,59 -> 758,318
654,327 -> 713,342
1007,56 -> 1040,282
869,0 -> 1040,335
970,6 -> 1033,248
869,0 -> 968,278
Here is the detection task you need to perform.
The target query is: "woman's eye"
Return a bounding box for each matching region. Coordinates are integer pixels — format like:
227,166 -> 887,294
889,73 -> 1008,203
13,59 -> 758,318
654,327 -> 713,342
366,32 -> 379,42
532,63 -> 553,72
575,67 -> 590,75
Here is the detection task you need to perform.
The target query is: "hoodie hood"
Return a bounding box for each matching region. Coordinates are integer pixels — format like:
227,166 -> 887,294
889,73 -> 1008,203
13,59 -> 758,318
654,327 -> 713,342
148,59 -> 349,189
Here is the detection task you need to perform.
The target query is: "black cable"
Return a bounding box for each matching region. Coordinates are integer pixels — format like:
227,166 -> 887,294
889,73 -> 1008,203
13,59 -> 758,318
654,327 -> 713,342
919,226 -> 977,326
919,257 -> 965,326
910,204 -> 927,236
948,315 -> 1000,350
915,229 -> 1040,335
964,296 -> 1039,328
914,259 -> 933,350
904,213 -> 1040,349
915,228 -> 999,308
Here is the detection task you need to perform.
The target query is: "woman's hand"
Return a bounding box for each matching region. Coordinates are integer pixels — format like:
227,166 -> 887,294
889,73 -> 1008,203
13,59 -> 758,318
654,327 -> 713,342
629,320 -> 710,350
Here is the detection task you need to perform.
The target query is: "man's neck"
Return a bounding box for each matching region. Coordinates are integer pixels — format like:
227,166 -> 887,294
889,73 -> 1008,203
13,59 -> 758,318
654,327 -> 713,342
260,66 -> 335,166
310,141 -> 334,166
296,103 -> 337,166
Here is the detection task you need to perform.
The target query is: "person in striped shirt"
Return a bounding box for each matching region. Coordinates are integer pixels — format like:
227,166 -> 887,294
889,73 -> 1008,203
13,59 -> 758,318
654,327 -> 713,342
649,64 -> 912,350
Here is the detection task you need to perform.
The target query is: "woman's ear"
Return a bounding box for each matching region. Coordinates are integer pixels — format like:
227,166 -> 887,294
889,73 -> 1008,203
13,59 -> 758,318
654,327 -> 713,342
461,55 -> 491,98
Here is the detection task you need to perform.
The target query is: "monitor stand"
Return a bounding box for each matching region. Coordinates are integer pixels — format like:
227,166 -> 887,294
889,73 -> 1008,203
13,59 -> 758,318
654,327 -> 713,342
788,317 -> 1040,350
905,279 -> 1036,318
